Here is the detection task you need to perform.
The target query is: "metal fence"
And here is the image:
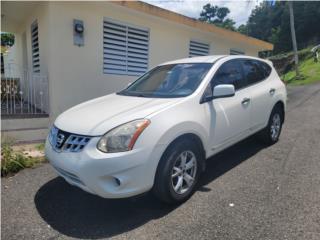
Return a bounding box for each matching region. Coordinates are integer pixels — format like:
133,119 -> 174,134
1,63 -> 49,117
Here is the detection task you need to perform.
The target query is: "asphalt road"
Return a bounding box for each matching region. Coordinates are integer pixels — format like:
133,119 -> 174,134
2,83 -> 320,240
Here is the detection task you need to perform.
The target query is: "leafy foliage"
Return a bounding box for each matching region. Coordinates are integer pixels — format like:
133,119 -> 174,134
199,4 -> 236,31
237,24 -> 248,35
243,1 -> 320,53
0,33 -> 15,47
1,143 -> 44,177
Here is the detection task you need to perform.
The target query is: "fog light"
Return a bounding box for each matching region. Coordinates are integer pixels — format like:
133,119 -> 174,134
114,177 -> 121,186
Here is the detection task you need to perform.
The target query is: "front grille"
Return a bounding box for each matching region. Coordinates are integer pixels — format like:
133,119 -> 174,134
49,126 -> 91,152
64,135 -> 91,152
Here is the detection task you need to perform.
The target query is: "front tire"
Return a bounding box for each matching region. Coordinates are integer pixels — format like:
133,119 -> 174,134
153,139 -> 203,204
258,106 -> 283,145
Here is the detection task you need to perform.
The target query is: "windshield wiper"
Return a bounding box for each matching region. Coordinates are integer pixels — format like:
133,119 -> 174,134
136,93 -> 150,97
117,91 -> 151,98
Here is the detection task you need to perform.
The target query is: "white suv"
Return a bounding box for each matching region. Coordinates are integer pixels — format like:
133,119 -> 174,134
45,55 -> 286,204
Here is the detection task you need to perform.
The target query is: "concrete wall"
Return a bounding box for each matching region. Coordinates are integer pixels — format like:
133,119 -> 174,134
1,117 -> 50,143
20,4 -> 51,77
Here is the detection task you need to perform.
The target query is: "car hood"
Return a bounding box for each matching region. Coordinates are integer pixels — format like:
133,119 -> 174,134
54,93 -> 181,136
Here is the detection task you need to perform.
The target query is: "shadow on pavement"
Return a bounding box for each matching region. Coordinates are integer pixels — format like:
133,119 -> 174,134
35,135 -> 265,239
200,136 -> 265,187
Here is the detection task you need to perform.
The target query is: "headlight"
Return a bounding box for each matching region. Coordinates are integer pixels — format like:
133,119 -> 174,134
97,119 -> 150,153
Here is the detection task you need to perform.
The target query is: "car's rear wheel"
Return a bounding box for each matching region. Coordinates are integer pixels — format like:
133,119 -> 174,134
258,105 -> 283,145
153,139 -> 202,204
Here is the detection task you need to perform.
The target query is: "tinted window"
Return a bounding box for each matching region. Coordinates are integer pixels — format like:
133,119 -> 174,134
259,61 -> 272,78
242,60 -> 271,85
212,60 -> 245,90
118,63 -> 212,98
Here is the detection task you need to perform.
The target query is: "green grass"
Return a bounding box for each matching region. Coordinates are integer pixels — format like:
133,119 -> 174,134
281,57 -> 320,85
35,143 -> 45,151
1,143 -> 45,177
269,46 -> 320,85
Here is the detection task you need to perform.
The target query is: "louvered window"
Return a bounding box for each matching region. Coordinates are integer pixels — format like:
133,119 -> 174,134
31,20 -> 40,73
189,40 -> 210,57
230,48 -> 245,55
103,19 -> 149,76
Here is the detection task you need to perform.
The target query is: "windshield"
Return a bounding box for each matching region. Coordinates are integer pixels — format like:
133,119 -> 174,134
118,63 -> 213,98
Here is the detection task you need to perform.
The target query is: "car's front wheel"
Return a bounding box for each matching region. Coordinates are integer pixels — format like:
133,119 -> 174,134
153,139 -> 202,204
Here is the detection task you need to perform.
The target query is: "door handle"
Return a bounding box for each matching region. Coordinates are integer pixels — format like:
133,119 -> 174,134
241,97 -> 251,105
269,88 -> 276,95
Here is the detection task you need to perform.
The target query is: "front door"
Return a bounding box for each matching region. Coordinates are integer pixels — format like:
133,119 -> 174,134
207,59 -> 251,153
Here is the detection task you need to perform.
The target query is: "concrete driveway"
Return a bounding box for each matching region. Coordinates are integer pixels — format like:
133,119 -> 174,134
2,83 -> 320,240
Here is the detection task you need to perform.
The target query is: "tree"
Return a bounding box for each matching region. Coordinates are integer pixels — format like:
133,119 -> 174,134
199,4 -> 236,31
237,24 -> 248,35
240,1 -> 320,53
217,18 -> 236,31
288,1 -> 299,76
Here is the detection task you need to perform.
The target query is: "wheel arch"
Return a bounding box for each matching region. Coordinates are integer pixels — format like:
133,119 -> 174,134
158,132 -> 207,173
273,100 -> 285,123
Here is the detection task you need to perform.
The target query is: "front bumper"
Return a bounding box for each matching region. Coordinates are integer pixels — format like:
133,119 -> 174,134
45,137 -> 166,198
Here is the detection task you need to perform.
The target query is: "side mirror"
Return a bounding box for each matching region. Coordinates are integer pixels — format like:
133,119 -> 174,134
200,84 -> 235,104
213,84 -> 235,98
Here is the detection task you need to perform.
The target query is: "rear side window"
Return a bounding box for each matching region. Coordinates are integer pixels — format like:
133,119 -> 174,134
242,60 -> 270,85
211,60 -> 246,90
242,60 -> 264,85
259,61 -> 272,78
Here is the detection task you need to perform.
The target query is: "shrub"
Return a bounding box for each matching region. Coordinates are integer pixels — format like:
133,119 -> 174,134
1,143 -> 44,177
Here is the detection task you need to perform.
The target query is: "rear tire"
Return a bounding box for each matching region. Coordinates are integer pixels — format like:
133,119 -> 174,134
153,139 -> 203,204
258,106 -> 283,145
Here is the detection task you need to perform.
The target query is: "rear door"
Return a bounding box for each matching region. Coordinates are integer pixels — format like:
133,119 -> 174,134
241,59 -> 273,131
208,59 -> 252,152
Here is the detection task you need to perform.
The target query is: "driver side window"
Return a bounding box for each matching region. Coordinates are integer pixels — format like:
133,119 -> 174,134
211,60 -> 246,90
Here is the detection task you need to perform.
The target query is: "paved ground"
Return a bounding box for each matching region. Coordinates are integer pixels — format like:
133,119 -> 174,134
2,83 -> 320,240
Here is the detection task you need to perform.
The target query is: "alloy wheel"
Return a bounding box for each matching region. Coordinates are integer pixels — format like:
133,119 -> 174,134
171,150 -> 197,195
270,113 -> 281,141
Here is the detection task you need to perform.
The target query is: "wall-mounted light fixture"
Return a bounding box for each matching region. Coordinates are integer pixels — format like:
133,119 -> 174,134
73,19 -> 84,46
